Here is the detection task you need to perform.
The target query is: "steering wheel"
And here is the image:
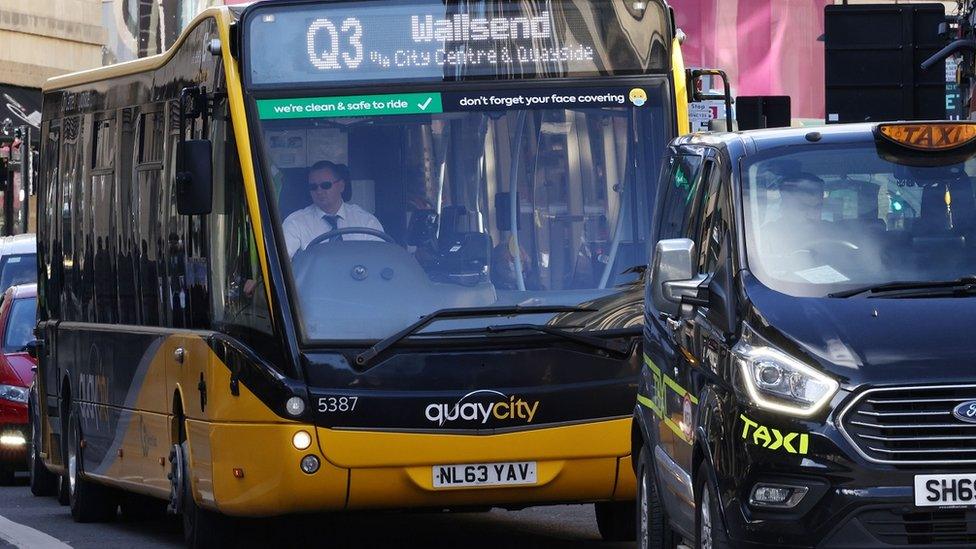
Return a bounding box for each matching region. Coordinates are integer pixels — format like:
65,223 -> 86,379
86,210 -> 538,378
306,227 -> 398,248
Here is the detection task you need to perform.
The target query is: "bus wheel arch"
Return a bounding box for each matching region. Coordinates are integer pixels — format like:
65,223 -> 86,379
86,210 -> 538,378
167,389 -> 187,514
171,390 -> 187,444
59,377 -> 72,461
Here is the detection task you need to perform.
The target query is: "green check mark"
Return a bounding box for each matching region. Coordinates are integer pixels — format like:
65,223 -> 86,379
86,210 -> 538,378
418,97 -> 434,111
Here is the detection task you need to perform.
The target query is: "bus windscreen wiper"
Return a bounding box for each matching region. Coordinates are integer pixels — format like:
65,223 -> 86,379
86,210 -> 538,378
828,276 -> 976,298
484,324 -> 631,357
355,305 -> 595,367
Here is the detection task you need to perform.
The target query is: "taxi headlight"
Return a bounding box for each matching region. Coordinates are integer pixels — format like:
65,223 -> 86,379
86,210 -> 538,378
0,384 -> 27,404
733,326 -> 838,417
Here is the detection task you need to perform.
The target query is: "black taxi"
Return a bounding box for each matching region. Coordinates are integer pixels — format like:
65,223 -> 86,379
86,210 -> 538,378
634,122 -> 976,548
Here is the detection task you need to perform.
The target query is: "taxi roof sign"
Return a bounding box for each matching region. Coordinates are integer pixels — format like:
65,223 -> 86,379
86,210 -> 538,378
877,122 -> 976,152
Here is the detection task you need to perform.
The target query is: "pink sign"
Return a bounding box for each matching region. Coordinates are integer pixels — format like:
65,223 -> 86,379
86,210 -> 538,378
673,0 -> 830,119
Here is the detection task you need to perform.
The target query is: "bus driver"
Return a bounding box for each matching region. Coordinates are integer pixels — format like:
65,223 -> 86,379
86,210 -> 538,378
283,160 -> 385,258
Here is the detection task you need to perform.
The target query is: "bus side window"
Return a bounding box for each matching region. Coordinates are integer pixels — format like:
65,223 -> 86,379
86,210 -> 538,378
116,107 -> 138,325
210,101 -> 272,335
60,115 -> 82,322
162,98 -> 206,329
39,119 -> 60,321
91,115 -> 117,324
135,108 -> 165,327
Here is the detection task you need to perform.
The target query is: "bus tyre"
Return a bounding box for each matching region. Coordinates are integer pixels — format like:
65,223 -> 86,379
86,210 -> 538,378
67,410 -> 117,523
174,441 -> 234,548
695,464 -> 730,549
0,466 -> 14,486
636,447 -> 677,549
595,500 -> 637,542
57,475 -> 70,505
29,400 -> 58,496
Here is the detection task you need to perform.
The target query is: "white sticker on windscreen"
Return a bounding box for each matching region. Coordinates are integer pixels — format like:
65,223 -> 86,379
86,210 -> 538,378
795,265 -> 849,284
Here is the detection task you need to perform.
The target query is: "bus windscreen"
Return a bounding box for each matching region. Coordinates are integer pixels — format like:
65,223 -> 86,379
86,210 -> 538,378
244,0 -> 670,87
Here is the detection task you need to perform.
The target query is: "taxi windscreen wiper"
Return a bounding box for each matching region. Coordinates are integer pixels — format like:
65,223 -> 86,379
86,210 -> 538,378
355,305 -> 595,367
828,276 -> 976,298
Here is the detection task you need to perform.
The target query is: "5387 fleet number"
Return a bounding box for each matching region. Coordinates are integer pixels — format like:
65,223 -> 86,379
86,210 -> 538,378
318,396 -> 358,413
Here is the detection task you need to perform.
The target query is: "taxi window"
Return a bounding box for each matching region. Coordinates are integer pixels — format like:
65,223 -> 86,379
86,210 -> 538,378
696,162 -> 730,274
658,153 -> 704,240
741,144 -> 976,297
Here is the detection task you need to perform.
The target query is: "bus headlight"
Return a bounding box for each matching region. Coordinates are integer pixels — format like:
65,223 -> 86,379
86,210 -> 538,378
292,430 -> 311,450
733,326 -> 838,417
0,385 -> 27,404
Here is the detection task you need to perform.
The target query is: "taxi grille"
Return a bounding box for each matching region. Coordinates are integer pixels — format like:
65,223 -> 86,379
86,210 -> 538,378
839,385 -> 976,465
860,508 -> 976,546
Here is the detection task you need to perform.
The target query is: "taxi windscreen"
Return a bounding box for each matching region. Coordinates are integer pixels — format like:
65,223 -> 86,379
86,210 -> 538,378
742,144 -> 976,297
243,0 -> 670,87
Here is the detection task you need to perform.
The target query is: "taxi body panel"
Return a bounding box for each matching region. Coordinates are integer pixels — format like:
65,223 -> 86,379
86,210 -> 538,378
637,122 -> 976,547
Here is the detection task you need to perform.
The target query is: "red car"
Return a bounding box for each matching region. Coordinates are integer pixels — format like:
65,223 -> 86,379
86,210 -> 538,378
0,283 -> 37,484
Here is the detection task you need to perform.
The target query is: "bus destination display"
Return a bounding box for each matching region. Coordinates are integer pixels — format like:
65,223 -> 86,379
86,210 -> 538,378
246,0 -> 667,86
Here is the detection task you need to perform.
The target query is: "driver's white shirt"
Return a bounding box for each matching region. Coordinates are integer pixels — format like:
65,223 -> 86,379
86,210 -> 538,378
282,202 -> 384,258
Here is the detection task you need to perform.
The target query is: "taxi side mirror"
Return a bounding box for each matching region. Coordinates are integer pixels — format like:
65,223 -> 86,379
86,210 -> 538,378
651,238 -> 708,318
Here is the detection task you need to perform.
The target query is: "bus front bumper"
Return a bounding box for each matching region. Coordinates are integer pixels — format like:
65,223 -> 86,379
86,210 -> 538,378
197,418 -> 635,517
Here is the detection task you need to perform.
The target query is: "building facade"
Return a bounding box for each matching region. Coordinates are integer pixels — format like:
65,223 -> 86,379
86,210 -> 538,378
0,1 -> 105,235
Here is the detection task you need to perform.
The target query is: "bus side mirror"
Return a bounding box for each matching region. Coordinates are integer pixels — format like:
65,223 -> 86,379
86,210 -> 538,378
176,140 -> 213,215
651,238 -> 707,318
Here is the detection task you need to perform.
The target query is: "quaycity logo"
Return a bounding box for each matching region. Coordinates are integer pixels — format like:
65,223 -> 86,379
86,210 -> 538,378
952,400 -> 976,424
425,390 -> 540,427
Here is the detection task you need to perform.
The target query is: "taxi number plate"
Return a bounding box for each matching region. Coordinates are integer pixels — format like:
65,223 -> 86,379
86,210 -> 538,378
914,473 -> 976,507
432,462 -> 537,489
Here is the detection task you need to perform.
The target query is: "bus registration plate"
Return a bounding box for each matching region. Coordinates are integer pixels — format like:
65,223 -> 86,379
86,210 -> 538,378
432,462 -> 537,489
914,473 -> 976,507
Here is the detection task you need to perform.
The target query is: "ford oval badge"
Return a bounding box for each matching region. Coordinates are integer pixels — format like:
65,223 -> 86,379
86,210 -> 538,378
952,401 -> 976,424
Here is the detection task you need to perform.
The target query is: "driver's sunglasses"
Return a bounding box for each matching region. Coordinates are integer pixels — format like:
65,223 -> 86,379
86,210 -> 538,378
308,180 -> 339,192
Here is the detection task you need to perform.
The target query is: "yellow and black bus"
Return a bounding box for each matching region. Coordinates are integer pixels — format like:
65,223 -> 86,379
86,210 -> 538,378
32,1 -> 698,546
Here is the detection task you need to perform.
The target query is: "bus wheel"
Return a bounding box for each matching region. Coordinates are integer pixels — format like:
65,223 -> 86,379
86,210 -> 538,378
29,399 -> 58,496
695,464 -> 730,549
172,441 -> 234,548
67,410 -> 118,523
56,475 -> 70,505
595,500 -> 637,542
0,466 -> 14,486
636,447 -> 677,549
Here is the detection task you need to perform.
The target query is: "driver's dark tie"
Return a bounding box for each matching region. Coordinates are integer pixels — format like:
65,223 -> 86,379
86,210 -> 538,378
322,214 -> 343,241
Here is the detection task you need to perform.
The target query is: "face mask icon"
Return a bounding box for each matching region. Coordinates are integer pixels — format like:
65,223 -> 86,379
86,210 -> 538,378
629,88 -> 647,107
